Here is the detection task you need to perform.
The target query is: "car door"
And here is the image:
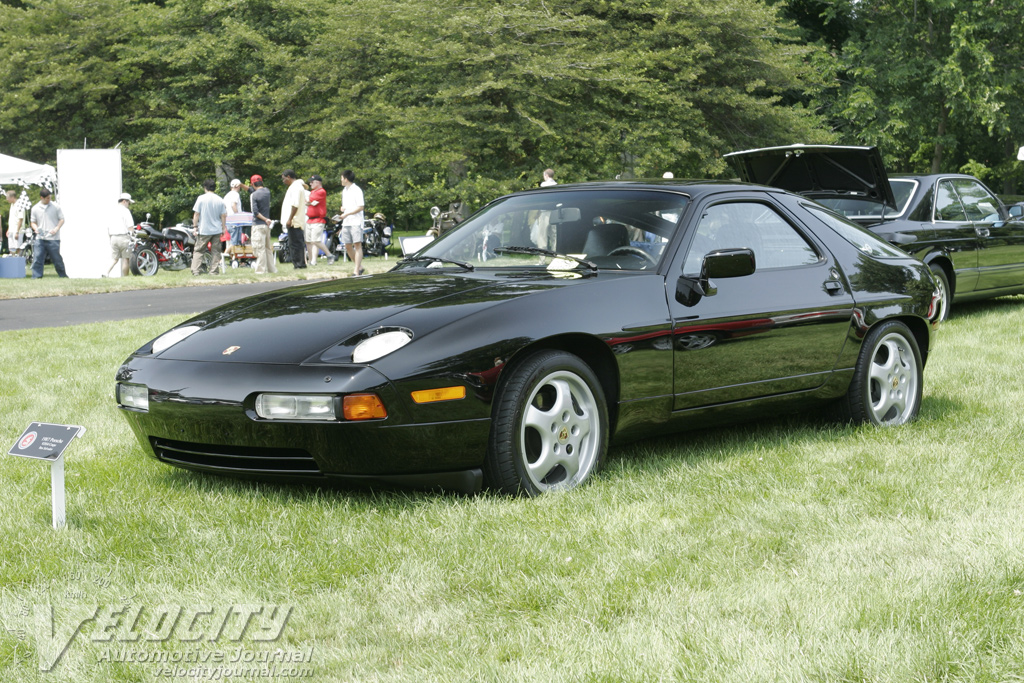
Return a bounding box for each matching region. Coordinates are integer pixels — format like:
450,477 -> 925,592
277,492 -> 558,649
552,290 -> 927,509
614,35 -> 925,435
668,194 -> 855,411
947,177 -> 1024,291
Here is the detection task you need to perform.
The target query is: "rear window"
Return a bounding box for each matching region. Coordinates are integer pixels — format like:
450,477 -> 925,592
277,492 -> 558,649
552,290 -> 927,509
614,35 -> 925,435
803,204 -> 907,259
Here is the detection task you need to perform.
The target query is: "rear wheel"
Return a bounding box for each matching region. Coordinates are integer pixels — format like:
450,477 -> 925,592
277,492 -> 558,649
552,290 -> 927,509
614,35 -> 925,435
835,321 -> 922,426
929,263 -> 951,322
485,350 -> 608,496
130,246 -> 159,276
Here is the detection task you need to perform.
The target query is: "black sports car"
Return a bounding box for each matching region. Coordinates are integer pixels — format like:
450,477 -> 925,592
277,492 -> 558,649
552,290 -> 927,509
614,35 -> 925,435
116,182 -> 939,495
726,144 -> 1024,320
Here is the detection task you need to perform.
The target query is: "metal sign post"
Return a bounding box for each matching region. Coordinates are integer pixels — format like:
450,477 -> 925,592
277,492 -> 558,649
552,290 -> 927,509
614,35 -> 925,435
8,422 -> 85,529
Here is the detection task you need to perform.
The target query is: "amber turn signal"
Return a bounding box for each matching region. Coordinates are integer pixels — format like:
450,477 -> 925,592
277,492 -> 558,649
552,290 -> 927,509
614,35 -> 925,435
342,394 -> 388,420
410,386 -> 467,404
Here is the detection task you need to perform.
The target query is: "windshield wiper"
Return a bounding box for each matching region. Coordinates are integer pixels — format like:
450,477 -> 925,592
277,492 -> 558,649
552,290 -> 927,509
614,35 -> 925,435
398,255 -> 475,271
493,246 -> 598,271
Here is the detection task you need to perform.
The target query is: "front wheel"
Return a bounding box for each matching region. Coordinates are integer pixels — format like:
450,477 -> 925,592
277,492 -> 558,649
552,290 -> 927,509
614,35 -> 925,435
130,246 -> 159,276
835,321 -> 922,426
485,350 -> 608,496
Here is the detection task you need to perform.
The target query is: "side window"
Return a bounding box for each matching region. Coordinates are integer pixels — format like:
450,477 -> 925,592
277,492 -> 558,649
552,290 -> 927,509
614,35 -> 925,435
683,202 -> 819,275
951,178 -> 1001,223
935,180 -> 968,221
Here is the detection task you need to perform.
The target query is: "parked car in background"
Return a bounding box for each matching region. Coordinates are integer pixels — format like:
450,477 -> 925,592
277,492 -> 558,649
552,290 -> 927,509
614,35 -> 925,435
116,181 -> 939,496
726,144 -> 1024,320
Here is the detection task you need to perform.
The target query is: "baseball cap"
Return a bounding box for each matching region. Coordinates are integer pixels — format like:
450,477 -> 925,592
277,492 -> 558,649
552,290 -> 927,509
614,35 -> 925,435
230,178 -> 241,187
250,174 -> 263,184
119,193 -> 135,203
309,174 -> 323,182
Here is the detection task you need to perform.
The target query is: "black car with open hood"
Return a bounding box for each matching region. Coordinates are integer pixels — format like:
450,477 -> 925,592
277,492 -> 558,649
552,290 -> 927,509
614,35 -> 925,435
727,144 -> 1024,321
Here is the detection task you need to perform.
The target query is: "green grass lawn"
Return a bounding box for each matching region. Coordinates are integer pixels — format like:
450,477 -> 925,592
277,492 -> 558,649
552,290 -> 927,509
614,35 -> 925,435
1,297 -> 1022,681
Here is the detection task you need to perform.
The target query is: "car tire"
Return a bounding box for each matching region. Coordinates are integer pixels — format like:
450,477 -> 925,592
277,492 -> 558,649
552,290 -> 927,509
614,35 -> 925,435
485,350 -> 608,496
929,263 -> 951,322
835,321 -> 922,426
130,246 -> 159,276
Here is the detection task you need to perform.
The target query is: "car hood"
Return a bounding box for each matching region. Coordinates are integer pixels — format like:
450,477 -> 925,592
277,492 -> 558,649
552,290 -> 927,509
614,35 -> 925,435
725,144 -> 897,210
149,272 -> 578,364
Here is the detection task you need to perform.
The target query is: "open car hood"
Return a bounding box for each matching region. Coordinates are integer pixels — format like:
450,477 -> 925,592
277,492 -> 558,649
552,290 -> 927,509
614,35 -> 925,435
725,144 -> 897,210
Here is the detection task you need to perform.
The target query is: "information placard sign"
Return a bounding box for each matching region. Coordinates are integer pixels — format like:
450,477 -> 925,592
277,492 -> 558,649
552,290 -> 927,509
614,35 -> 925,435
8,422 -> 85,529
9,422 -> 85,461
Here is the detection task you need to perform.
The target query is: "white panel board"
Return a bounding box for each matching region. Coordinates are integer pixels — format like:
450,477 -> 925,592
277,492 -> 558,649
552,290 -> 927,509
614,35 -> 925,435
56,149 -> 123,278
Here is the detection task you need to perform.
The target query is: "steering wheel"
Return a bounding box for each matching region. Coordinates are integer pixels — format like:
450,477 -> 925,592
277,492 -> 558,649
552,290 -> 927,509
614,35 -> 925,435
608,245 -> 658,266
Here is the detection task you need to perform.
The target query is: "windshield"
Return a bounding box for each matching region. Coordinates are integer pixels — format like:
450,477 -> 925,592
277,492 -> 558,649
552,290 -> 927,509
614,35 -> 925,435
397,189 -> 688,272
816,179 -> 917,220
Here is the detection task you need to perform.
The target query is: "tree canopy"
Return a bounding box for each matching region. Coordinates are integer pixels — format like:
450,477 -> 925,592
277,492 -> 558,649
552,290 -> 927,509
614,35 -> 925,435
2,0 -> 1022,224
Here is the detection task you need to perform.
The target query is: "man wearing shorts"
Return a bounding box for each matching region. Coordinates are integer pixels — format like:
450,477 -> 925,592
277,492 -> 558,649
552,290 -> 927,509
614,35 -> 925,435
338,170 -> 365,276
305,174 -> 331,266
106,193 -> 135,277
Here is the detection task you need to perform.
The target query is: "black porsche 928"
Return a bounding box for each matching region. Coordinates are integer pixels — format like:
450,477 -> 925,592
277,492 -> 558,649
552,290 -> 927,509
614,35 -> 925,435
116,181 -> 940,495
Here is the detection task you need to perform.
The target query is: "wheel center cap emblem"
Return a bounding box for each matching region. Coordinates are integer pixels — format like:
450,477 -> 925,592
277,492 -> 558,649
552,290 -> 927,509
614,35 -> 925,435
891,377 -> 900,389
558,427 -> 569,442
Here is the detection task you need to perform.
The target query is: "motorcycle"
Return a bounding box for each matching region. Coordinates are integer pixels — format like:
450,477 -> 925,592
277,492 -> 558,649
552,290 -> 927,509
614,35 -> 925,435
129,214 -> 195,276
426,202 -> 465,238
362,213 -> 392,258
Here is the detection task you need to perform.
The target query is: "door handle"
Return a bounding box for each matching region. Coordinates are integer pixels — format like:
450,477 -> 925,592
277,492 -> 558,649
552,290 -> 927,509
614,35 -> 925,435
824,280 -> 843,295
976,227 -> 990,238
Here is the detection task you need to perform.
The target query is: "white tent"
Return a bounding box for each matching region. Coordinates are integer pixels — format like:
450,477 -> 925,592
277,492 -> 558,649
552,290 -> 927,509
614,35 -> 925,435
0,152 -> 57,189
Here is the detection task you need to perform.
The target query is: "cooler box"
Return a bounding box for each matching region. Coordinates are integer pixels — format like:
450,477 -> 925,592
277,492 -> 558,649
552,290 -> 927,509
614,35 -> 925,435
0,257 -> 26,278
226,212 -> 253,227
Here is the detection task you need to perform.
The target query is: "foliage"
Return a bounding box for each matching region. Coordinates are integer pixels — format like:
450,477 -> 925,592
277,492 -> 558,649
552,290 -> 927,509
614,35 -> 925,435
816,0 -> 1024,193
1,0 -> 830,227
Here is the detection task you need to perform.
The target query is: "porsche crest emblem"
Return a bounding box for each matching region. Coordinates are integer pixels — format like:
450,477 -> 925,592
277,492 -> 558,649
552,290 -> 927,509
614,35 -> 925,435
222,346 -> 241,355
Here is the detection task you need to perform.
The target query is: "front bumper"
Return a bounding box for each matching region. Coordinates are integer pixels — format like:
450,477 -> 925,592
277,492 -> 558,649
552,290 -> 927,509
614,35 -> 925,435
116,357 -> 491,487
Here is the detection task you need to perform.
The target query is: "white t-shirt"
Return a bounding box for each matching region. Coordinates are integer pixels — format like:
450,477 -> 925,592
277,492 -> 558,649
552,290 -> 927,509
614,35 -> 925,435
341,183 -> 365,227
110,204 -> 135,235
223,190 -> 241,214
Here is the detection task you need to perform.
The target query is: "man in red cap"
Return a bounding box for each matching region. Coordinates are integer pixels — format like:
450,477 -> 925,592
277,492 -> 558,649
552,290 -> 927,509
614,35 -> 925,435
248,174 -> 276,274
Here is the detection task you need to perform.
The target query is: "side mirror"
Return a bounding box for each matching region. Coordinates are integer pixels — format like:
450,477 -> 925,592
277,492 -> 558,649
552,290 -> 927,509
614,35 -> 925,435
1008,204 -> 1023,218
676,248 -> 756,307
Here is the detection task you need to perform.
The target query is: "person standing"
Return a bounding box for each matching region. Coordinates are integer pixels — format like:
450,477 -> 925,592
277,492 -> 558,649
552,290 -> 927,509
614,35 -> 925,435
106,193 -> 136,277
541,168 -> 557,187
6,190 -> 27,257
223,178 -> 244,246
248,175 -> 277,275
338,170 -> 365,276
305,174 -> 331,266
190,178 -> 227,276
29,188 -> 68,278
280,169 -> 307,269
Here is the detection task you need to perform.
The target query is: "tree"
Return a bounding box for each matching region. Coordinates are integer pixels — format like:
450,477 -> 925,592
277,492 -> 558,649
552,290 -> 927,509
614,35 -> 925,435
818,0 -> 1024,193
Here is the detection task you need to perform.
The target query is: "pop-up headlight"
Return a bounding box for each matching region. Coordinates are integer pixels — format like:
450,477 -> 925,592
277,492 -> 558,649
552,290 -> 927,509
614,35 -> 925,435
352,329 -> 413,364
151,325 -> 203,354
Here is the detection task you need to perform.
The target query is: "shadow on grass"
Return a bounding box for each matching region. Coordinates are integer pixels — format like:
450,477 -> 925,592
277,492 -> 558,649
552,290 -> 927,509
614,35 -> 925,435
145,390 -> 960,503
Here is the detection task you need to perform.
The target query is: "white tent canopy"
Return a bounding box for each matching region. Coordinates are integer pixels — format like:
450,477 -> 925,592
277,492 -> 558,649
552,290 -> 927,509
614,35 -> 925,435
0,152 -> 57,189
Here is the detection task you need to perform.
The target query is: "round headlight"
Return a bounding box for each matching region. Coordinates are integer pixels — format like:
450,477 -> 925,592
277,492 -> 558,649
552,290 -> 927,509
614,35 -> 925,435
352,330 -> 413,364
151,325 -> 203,354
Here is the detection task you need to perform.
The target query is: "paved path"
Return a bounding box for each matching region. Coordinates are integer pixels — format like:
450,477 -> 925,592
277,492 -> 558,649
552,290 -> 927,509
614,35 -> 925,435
0,280 -> 305,332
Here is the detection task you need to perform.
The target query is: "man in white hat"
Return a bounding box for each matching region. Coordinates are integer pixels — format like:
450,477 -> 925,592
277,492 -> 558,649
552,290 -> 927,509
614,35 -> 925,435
106,192 -> 136,277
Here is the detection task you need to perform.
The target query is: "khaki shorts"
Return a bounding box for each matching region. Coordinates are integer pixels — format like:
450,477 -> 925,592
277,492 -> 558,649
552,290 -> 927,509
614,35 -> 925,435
340,223 -> 363,244
110,234 -> 131,259
304,222 -> 325,243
